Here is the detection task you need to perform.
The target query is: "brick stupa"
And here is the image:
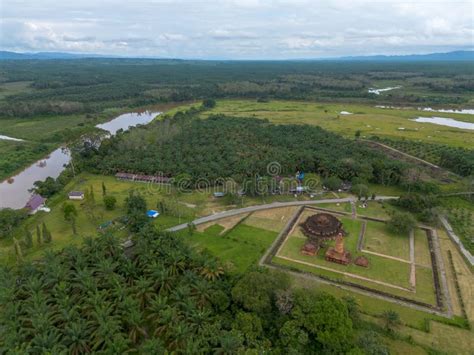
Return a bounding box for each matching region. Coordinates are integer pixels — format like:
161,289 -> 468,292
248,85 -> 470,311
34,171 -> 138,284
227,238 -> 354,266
325,233 -> 351,265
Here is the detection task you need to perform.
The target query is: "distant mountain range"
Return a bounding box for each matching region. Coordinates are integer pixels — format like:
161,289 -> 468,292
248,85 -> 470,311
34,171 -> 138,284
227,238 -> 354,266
0,51 -> 111,60
334,50 -> 474,62
0,50 -> 473,61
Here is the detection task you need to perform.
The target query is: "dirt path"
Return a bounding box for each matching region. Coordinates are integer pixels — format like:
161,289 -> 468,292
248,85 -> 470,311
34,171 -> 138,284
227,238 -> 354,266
350,200 -> 356,219
361,249 -> 411,264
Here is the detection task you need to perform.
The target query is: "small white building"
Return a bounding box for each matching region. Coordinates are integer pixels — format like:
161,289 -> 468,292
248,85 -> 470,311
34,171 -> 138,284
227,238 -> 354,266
68,191 -> 85,200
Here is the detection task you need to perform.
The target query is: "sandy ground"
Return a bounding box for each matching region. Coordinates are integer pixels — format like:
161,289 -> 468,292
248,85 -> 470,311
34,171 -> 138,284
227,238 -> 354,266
244,206 -> 299,232
196,213 -> 249,234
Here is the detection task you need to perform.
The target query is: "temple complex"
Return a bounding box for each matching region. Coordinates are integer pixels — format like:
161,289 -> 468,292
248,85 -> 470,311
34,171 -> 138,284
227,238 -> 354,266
300,212 -> 351,265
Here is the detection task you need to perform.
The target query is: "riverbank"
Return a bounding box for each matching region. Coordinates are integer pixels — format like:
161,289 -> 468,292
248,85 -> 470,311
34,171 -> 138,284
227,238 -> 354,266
0,110 -> 163,209
0,102 -> 185,184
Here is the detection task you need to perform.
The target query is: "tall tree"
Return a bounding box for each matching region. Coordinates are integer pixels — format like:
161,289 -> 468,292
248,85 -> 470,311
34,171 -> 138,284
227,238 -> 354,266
36,225 -> 42,245
42,222 -> 52,243
63,203 -> 78,222
23,229 -> 33,249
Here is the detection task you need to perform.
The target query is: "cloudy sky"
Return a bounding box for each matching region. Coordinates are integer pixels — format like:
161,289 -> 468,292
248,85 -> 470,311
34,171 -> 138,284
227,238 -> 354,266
1,0 -> 473,59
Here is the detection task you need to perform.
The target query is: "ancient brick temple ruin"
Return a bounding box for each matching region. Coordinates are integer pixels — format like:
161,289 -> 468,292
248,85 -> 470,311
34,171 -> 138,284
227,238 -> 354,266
300,212 -> 351,265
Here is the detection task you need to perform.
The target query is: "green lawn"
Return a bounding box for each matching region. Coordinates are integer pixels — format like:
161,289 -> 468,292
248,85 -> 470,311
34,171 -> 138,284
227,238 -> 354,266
274,212 -> 438,305
184,222 -> 278,274
363,220 -> 410,260
198,99 -> 474,148
414,229 -> 432,267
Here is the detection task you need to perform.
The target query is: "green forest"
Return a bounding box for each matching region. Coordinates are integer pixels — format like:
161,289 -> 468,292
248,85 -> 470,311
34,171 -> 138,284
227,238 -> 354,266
79,109 -> 406,186
1,59 -> 474,118
0,226 -> 388,354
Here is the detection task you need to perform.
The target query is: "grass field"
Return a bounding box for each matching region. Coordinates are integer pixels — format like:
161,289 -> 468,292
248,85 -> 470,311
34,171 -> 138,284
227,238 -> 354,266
0,81 -> 33,99
0,108 -> 124,142
198,99 -> 474,148
363,220 -> 410,260
185,222 -> 278,273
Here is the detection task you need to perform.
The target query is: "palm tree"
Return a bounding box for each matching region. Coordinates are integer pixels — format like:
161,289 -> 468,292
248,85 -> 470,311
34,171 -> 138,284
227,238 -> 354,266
63,319 -> 92,355
167,322 -> 190,351
191,279 -> 213,308
147,295 -> 168,330
166,251 -> 187,276
89,305 -> 121,351
133,276 -> 155,309
200,260 -> 224,281
124,305 -> 148,344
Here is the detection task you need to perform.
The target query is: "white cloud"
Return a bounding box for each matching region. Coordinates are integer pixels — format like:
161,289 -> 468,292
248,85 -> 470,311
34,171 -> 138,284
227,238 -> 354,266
0,0 -> 472,58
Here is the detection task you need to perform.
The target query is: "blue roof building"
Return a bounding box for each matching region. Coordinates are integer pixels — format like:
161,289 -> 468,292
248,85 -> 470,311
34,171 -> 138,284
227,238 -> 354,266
147,210 -> 160,218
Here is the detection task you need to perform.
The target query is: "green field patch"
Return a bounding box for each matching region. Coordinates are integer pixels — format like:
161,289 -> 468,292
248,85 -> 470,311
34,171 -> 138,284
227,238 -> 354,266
278,233 -> 411,289
414,229 -> 432,267
0,81 -> 33,99
355,200 -> 393,219
363,220 -> 410,260
185,223 -> 278,274
414,266 -> 437,305
201,99 -> 473,148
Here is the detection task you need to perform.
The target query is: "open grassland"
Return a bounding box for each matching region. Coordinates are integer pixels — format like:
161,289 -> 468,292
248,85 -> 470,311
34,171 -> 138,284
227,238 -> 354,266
355,200 -> 394,219
362,313 -> 474,355
0,108 -> 123,142
363,220 -> 410,260
1,173 -> 342,265
0,81 -> 33,99
198,99 -> 474,148
0,140 -> 54,181
244,206 -> 298,232
184,222 -> 278,274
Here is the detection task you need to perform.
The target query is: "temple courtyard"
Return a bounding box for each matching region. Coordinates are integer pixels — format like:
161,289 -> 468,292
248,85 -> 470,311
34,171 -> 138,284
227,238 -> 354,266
272,206 -> 441,308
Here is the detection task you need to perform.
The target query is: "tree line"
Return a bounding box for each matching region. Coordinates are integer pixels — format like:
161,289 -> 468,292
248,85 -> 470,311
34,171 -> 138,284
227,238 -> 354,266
77,110 -> 407,188
1,59 -> 473,118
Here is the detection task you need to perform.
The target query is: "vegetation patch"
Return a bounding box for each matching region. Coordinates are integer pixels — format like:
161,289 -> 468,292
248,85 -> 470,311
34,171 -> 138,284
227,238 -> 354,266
185,223 -> 278,273
363,220 -> 411,261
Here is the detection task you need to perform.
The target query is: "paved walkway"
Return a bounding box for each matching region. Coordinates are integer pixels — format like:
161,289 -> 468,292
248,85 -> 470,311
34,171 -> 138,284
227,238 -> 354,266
166,196 -> 398,232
